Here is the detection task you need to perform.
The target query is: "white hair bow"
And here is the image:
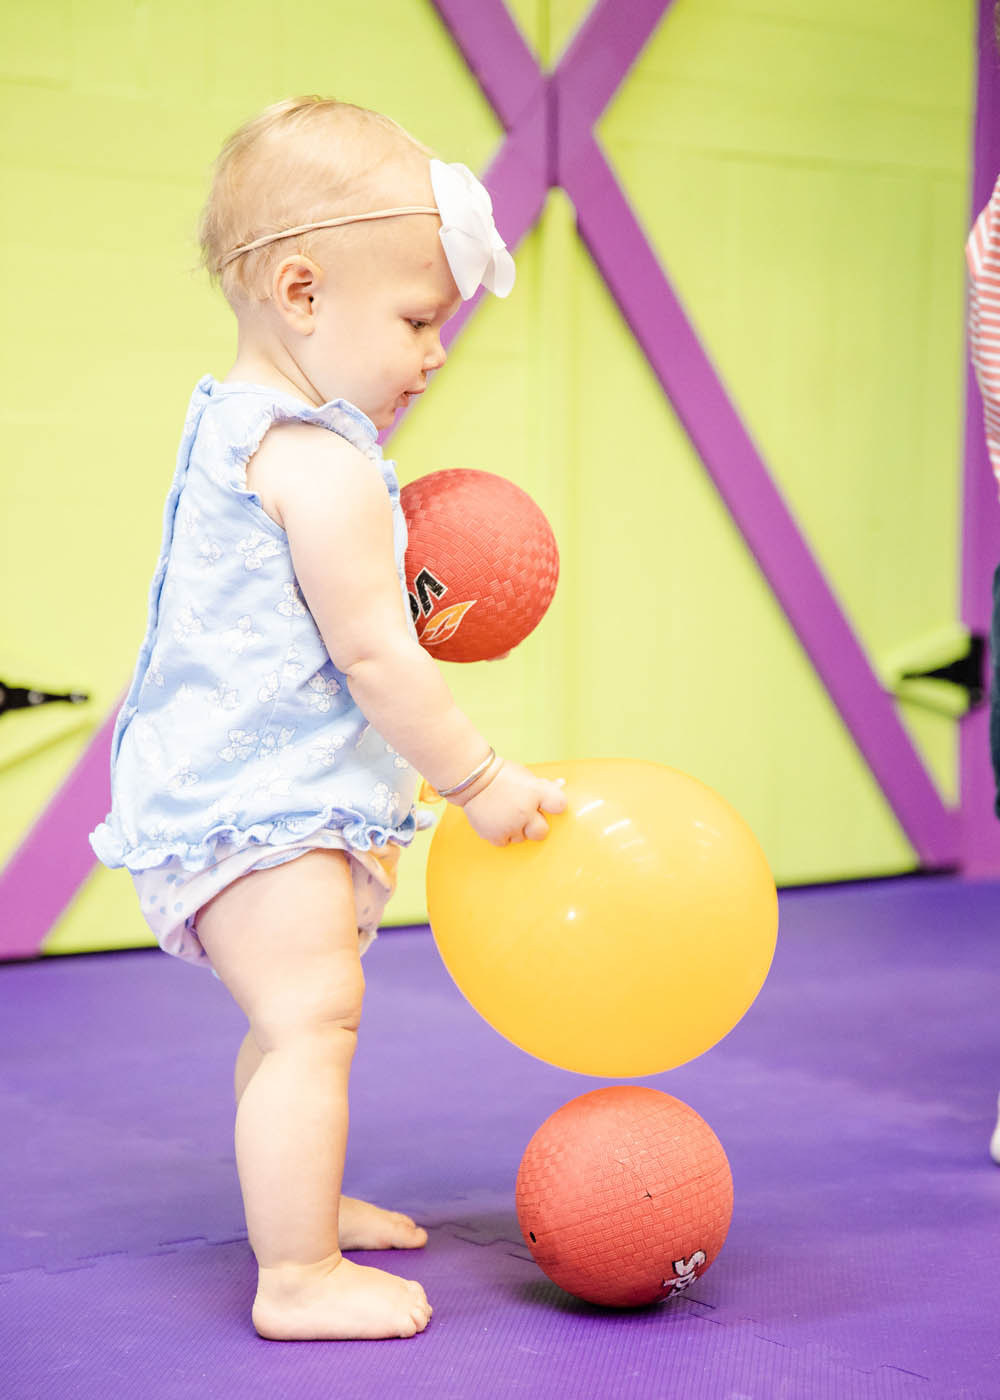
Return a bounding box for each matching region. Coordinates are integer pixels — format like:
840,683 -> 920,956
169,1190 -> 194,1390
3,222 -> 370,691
430,160 -> 516,301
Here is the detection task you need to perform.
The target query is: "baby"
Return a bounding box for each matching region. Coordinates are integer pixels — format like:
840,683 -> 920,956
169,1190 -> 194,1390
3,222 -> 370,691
90,96 -> 566,1340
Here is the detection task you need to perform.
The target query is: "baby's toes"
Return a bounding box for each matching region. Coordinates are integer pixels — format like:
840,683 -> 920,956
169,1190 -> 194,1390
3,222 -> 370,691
409,1290 -> 432,1332
393,1213 -> 428,1248
338,1197 -> 429,1252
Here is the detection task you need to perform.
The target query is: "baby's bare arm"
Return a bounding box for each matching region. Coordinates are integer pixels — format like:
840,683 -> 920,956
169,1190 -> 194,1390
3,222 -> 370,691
271,427 -> 564,840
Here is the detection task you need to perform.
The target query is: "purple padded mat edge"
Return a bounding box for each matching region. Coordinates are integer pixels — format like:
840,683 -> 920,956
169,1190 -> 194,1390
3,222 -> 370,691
2,875 -> 999,1399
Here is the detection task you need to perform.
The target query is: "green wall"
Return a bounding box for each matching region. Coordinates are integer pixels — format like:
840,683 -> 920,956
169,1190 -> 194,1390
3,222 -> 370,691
0,0 -> 975,956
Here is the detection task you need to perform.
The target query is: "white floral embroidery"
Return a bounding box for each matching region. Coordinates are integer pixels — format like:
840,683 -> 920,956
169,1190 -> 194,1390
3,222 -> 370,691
219,729 -> 259,762
249,772 -> 293,805
221,616 -> 261,655
310,735 -> 346,767
205,794 -> 240,826
165,760 -> 200,796
276,582 -> 307,617
208,683 -> 239,711
369,783 -> 396,817
177,501 -> 202,537
385,743 -> 410,770
162,684 -> 200,726
239,531 -> 282,571
195,538 -> 222,570
258,727 -> 295,755
306,675 -> 341,712
172,604 -> 204,642
258,672 -> 280,705
131,716 -> 162,768
146,663 -> 165,688
144,816 -> 185,845
199,418 -> 227,477
282,643 -> 305,680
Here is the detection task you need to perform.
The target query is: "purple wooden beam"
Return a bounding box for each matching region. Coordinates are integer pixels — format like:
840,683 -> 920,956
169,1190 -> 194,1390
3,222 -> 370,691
568,137 -> 957,863
440,94 -> 549,354
440,0 -> 958,864
960,0 -> 1000,875
556,0 -> 670,143
0,707 -> 116,959
429,0 -> 542,132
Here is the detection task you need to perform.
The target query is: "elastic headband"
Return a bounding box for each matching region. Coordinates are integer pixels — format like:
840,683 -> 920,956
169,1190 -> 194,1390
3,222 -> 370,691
219,159 -> 515,300
219,206 -> 438,268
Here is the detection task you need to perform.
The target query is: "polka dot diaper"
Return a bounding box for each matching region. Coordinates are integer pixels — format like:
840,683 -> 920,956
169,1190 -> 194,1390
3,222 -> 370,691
131,834 -> 401,972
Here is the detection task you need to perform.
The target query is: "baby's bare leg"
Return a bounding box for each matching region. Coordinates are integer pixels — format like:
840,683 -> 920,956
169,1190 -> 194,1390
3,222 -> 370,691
233,1029 -> 260,1103
197,851 -> 431,1340
233,1027 -> 427,1250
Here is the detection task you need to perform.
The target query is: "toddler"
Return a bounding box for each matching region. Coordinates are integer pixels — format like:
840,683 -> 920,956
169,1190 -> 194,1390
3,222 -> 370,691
90,96 -> 566,1340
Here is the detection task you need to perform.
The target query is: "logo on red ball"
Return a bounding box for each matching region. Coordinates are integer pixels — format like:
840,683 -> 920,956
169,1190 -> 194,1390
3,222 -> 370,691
661,1250 -> 707,1299
408,566 -> 476,648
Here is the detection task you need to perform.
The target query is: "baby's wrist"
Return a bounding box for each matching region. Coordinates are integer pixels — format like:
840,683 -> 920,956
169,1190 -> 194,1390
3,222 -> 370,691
447,753 -> 504,807
435,746 -> 496,798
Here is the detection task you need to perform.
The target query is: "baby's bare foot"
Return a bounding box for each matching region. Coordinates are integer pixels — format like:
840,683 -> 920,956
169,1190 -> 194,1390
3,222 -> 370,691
253,1254 -> 432,1341
339,1196 -> 428,1251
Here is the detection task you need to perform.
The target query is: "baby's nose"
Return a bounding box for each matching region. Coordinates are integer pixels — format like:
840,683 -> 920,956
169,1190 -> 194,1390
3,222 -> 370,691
424,336 -> 447,371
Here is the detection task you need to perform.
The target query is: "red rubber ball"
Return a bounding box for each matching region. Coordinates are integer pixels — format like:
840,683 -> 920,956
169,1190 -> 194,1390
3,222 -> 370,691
400,468 -> 559,662
516,1087 -> 733,1309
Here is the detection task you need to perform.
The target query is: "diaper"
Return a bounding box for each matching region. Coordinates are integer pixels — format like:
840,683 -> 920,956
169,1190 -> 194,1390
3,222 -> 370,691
131,834 -> 401,971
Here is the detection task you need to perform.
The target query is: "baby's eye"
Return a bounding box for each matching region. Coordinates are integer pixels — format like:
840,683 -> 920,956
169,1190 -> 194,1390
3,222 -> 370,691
408,319 -> 430,331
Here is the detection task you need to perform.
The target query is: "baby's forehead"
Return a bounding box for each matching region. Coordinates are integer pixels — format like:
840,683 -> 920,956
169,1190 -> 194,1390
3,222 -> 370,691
368,144 -> 435,198
382,219 -> 459,306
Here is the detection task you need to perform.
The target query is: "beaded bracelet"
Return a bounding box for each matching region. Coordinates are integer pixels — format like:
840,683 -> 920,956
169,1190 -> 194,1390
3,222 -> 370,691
436,747 -> 498,798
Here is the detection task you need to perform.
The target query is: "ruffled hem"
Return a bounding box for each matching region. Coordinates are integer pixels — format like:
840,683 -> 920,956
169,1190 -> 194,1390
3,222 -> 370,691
89,806 -> 416,875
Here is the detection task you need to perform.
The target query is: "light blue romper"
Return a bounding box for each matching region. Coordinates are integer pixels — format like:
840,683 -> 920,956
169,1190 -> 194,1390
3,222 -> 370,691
90,376 -> 421,966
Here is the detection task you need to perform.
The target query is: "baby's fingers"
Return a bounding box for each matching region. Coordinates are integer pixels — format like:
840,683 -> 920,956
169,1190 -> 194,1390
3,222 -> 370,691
539,779 -> 568,814
523,811 -> 551,842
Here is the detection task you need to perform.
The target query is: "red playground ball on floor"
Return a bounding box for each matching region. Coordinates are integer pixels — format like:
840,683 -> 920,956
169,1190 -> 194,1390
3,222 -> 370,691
399,468 -> 559,662
515,1086 -> 733,1309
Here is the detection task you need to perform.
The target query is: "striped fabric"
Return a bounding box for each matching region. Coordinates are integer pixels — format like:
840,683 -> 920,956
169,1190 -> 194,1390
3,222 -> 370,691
968,174 -> 1000,492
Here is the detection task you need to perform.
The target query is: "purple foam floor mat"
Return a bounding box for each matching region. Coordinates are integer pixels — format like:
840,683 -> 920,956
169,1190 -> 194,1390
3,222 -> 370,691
2,876 -> 999,1399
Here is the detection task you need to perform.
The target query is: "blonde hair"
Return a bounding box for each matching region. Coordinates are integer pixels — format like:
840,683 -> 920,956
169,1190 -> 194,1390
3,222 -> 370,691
198,96 -> 432,306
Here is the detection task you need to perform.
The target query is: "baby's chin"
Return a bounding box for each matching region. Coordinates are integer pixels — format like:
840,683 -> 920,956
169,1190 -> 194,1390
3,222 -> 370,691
372,397 -> 411,431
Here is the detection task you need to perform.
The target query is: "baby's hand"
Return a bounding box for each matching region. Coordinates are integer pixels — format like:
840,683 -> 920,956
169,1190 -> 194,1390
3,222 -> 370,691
457,760 -> 567,847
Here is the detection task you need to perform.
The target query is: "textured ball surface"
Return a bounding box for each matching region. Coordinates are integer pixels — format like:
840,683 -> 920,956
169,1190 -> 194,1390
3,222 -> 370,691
400,468 -> 559,662
516,1087 -> 733,1309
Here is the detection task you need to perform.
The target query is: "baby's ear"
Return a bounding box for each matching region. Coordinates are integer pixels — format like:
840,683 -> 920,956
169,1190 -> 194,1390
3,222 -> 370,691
273,255 -> 324,331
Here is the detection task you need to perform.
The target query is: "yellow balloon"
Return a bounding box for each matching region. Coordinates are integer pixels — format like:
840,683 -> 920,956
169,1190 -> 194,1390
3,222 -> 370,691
426,758 -> 778,1077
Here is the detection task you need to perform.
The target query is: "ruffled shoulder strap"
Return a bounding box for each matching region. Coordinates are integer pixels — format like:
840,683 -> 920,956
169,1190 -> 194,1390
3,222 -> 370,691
194,374 -> 380,485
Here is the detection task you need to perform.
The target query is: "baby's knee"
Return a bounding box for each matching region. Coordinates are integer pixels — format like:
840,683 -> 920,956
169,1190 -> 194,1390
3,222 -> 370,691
250,955 -> 366,1052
